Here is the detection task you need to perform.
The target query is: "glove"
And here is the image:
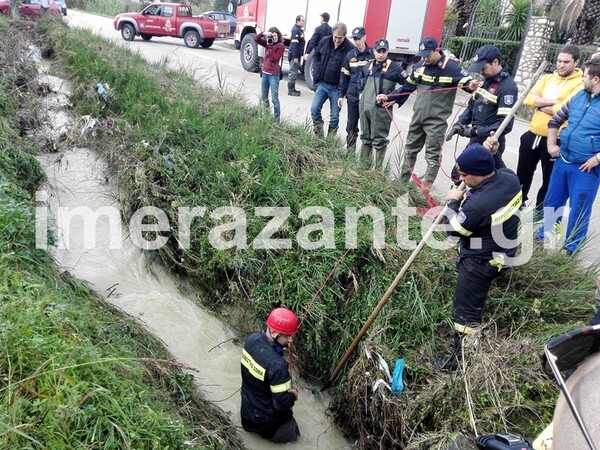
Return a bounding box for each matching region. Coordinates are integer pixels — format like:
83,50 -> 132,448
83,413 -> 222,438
460,126 -> 478,138
445,123 -> 464,141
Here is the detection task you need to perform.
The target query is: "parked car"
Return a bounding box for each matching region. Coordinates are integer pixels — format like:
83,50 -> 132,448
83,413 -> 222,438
55,0 -> 66,15
202,11 -> 235,35
0,0 -> 61,18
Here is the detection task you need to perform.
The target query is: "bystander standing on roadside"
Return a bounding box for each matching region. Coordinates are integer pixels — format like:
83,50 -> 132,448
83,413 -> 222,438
516,45 -> 583,222
535,58 -> 600,255
446,44 -> 518,171
377,36 -> 477,187
357,39 -> 408,169
304,12 -> 332,58
310,22 -> 354,138
338,26 -> 373,150
255,27 -> 286,121
287,15 -> 305,97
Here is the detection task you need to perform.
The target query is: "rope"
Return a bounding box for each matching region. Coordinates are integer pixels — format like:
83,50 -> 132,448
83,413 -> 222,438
288,247 -> 353,387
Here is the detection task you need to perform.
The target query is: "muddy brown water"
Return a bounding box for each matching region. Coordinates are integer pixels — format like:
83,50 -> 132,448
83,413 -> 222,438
36,69 -> 353,449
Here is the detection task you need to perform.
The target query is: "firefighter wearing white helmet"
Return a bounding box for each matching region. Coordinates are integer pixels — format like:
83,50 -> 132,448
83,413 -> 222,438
240,307 -> 300,443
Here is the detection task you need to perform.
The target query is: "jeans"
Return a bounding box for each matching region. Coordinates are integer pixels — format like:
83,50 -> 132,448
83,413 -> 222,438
261,72 -> 281,120
310,82 -> 340,129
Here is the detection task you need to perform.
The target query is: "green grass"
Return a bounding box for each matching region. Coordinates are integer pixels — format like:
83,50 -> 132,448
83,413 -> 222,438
0,19 -> 244,450
34,17 -> 600,449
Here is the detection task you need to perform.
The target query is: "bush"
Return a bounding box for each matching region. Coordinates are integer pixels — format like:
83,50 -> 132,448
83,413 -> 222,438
447,37 -> 522,73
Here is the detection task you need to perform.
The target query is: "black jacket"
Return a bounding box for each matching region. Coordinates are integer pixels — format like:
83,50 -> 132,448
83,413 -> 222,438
288,24 -> 305,60
312,35 -> 354,86
458,70 -> 518,144
240,332 -> 296,438
447,169 -> 522,260
305,22 -> 332,55
339,45 -> 374,100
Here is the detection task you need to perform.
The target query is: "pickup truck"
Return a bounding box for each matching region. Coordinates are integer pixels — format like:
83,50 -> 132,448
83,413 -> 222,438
114,2 -> 229,49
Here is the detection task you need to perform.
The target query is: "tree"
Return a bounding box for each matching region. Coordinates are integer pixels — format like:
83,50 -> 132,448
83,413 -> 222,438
558,0 -> 600,45
571,0 -> 600,44
502,0 -> 531,41
451,0 -> 480,36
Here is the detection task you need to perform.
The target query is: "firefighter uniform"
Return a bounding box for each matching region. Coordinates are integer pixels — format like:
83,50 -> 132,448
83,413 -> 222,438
455,55 -> 518,171
339,27 -> 373,149
240,331 -> 298,442
358,39 -> 408,168
446,146 -> 522,331
288,20 -> 305,95
387,45 -> 473,183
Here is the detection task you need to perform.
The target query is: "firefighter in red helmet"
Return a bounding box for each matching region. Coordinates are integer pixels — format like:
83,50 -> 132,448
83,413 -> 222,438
240,307 -> 300,443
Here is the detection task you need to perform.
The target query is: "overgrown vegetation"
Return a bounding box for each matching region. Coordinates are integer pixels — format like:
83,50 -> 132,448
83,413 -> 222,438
0,19 -> 244,449
17,16 -> 600,449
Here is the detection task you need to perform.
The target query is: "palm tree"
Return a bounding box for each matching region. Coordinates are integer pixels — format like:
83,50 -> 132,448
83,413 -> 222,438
451,0 -> 480,37
559,0 -> 600,45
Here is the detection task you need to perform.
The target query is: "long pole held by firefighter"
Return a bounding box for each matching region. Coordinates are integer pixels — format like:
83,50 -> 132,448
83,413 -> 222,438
322,61 -> 549,391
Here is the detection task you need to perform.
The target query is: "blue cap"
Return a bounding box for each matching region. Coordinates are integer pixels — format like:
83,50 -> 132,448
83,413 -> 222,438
352,26 -> 366,39
456,144 -> 495,175
468,44 -> 501,72
416,36 -> 438,56
374,39 -> 389,51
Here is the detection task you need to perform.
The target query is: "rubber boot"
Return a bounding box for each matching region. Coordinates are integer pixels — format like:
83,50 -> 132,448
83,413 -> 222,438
374,148 -> 386,171
399,155 -> 417,183
287,81 -> 300,96
435,333 -> 462,371
359,144 -> 372,168
346,132 -> 357,151
327,127 -> 338,139
313,122 -> 324,137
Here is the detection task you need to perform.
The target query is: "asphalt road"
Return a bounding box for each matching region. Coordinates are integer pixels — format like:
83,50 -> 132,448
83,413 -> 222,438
65,11 -> 600,267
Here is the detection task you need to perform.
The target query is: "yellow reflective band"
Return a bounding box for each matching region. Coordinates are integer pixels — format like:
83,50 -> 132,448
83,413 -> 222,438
491,191 -> 522,225
450,214 -> 473,236
291,39 -> 298,43
341,68 -> 350,76
407,78 -> 418,87
241,349 -> 266,381
454,323 -> 478,334
270,380 -> 292,393
489,254 -> 506,271
476,87 -> 497,103
438,76 -> 453,84
497,107 -> 512,116
349,61 -> 370,67
457,76 -> 471,87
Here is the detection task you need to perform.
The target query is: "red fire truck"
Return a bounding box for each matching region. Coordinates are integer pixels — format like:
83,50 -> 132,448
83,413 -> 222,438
235,0 -> 446,89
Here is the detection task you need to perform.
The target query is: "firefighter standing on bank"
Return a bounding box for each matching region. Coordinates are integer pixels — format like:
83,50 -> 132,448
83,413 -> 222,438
287,15 -> 305,97
377,36 -> 478,187
357,39 -> 408,169
240,307 -> 300,443
437,144 -> 521,370
446,44 -> 518,171
338,26 -> 374,151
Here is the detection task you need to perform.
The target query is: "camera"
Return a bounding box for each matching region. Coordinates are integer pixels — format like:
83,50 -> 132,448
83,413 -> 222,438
267,37 -> 273,45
